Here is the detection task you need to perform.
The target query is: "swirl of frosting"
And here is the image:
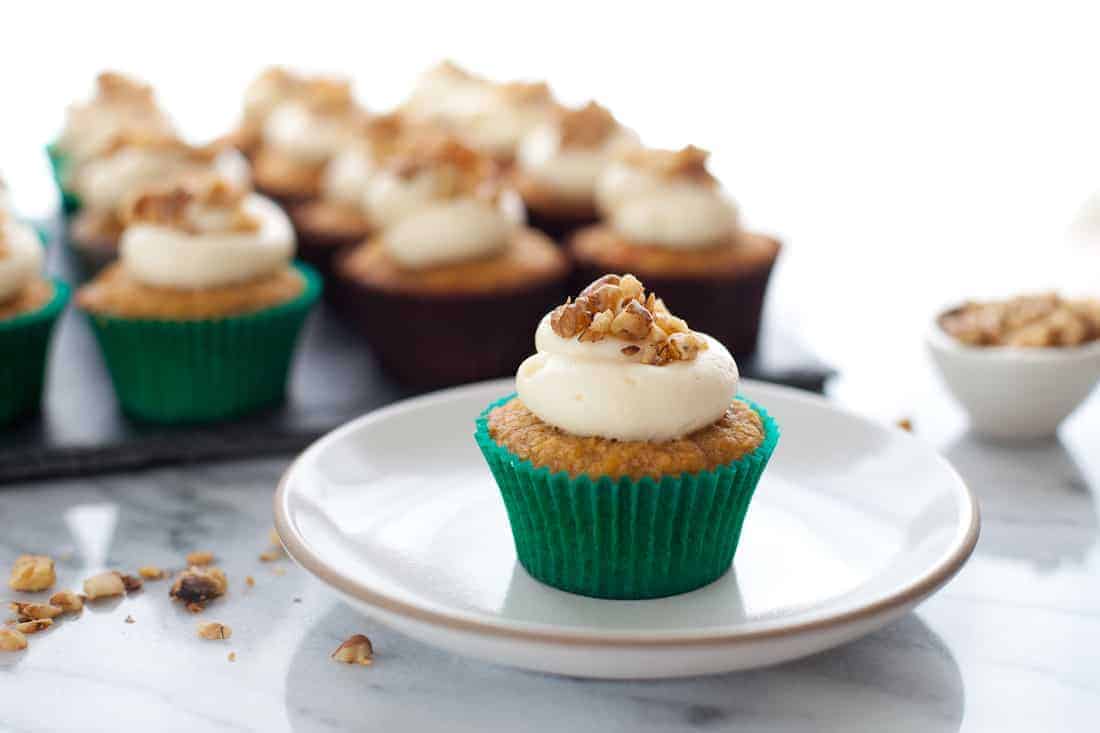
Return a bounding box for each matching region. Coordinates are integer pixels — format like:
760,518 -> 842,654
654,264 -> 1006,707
595,146 -> 737,248
323,145 -> 377,207
384,197 -> 516,268
0,217 -> 45,303
119,181 -> 294,289
75,139 -> 249,214
516,275 -> 739,442
461,81 -> 557,158
517,102 -> 639,201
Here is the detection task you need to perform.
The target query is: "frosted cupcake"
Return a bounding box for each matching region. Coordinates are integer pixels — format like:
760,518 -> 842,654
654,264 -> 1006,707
570,146 -> 781,357
49,71 -> 176,214
475,273 -> 779,599
0,210 -> 70,425
253,77 -> 364,207
76,176 -> 320,422
514,101 -> 639,240
67,133 -> 249,274
230,67 -> 306,159
334,136 -> 569,386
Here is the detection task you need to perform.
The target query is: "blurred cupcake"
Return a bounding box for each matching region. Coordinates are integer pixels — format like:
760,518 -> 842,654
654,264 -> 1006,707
76,176 -> 320,423
402,62 -> 557,166
0,210 -> 69,426
252,77 -> 365,207
513,101 -> 639,240
475,273 -> 779,599
289,114 -> 424,279
67,133 -> 249,275
49,71 -> 176,214
570,146 -> 780,357
334,137 -> 569,386
229,67 -> 305,159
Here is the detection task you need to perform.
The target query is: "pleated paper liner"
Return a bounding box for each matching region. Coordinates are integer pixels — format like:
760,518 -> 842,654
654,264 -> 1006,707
46,144 -> 81,215
0,279 -> 70,426
84,262 -> 321,424
475,394 -> 780,599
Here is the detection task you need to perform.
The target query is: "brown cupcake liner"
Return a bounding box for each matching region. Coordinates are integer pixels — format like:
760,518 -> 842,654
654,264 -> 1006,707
524,207 -> 600,245
333,268 -> 569,388
289,207 -> 371,285
570,257 -> 779,359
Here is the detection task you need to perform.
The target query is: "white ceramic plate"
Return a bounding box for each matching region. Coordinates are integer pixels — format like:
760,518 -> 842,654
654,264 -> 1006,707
275,378 -> 979,679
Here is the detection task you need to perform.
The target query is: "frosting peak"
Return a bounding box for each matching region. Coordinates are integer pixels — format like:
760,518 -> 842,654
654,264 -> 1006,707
517,274 -> 739,442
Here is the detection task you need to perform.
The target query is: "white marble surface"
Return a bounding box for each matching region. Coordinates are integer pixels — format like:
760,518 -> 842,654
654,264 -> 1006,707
1,366 -> 1099,732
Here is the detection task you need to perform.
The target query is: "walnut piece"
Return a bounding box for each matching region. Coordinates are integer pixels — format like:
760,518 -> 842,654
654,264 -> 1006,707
619,145 -> 716,184
548,274 -> 708,365
939,294 -> 1100,348
186,551 -> 215,567
169,566 -> 228,610
9,602 -> 63,621
48,591 -> 84,613
83,572 -> 126,600
331,634 -> 373,665
197,621 -> 232,640
138,566 -> 166,581
0,628 -> 28,651
558,101 -> 619,148
13,618 -> 53,634
9,555 -> 56,592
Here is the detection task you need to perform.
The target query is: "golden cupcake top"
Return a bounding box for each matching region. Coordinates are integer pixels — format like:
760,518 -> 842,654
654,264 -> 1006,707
549,274 -> 708,366
939,293 -> 1100,348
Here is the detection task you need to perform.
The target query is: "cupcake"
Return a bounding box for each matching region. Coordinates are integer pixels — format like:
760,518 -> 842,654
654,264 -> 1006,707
401,62 -> 558,166
252,77 -> 365,207
67,134 -> 250,276
289,114 -> 424,279
334,136 -> 569,386
475,273 -> 779,599
76,176 -> 320,423
570,146 -> 781,357
0,211 -> 70,426
230,67 -> 305,160
49,71 -> 176,214
513,101 -> 639,241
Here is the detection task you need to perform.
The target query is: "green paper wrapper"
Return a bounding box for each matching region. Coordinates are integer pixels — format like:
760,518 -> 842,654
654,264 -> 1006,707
84,262 -> 321,423
46,143 -> 82,215
0,279 -> 70,426
475,394 -> 780,599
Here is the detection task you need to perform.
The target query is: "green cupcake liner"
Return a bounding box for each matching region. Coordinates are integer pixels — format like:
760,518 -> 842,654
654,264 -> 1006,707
0,279 -> 70,426
475,394 -> 780,599
83,262 -> 321,423
46,143 -> 81,215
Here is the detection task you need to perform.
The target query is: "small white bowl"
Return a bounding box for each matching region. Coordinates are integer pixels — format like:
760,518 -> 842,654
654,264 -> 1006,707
926,319 -> 1100,440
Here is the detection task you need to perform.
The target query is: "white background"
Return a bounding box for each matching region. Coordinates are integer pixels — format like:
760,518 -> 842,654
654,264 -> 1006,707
4,0 -> 1100,404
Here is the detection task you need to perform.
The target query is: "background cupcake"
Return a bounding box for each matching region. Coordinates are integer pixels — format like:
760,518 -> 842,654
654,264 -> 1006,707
476,273 -> 778,599
0,209 -> 69,426
513,101 -> 639,241
76,176 -> 319,423
252,77 -> 365,207
334,136 -> 569,386
570,146 -> 780,358
230,67 -> 305,160
49,71 -> 176,215
67,133 -> 249,275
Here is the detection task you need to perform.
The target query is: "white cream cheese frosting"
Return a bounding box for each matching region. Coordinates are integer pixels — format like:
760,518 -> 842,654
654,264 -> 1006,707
121,192 -> 294,289
402,62 -> 495,124
0,217 -> 44,303
75,144 -> 250,214
57,72 -> 175,165
243,67 -> 299,123
595,148 -> 738,248
462,83 -> 556,159
516,274 -> 738,442
323,145 -> 377,208
384,198 -> 513,268
263,101 -> 359,163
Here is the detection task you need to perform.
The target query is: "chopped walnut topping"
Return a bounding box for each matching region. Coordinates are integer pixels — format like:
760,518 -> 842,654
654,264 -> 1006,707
119,573 -> 144,593
549,274 -> 709,365
558,101 -> 619,149
48,591 -> 84,613
228,651 -> 237,662
0,627 -> 27,651
186,551 -> 215,567
245,576 -> 256,588
138,566 -> 166,581
496,80 -> 553,106
124,615 -> 135,624
299,77 -> 354,114
897,418 -> 914,432
9,555 -> 56,592
386,135 -> 497,198
618,145 -> 716,185
96,71 -> 156,104
169,566 -> 228,610
13,618 -> 53,634
83,572 -> 126,600
259,550 -> 283,563
122,176 -> 258,234
331,634 -> 373,665
939,294 -> 1100,348
9,602 -> 63,621
197,621 -> 232,640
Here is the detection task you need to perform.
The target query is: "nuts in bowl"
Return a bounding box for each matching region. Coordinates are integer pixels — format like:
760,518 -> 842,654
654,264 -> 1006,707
927,293 -> 1100,439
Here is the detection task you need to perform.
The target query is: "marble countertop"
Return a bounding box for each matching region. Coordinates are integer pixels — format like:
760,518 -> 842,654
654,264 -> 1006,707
2,367 -> 1099,733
